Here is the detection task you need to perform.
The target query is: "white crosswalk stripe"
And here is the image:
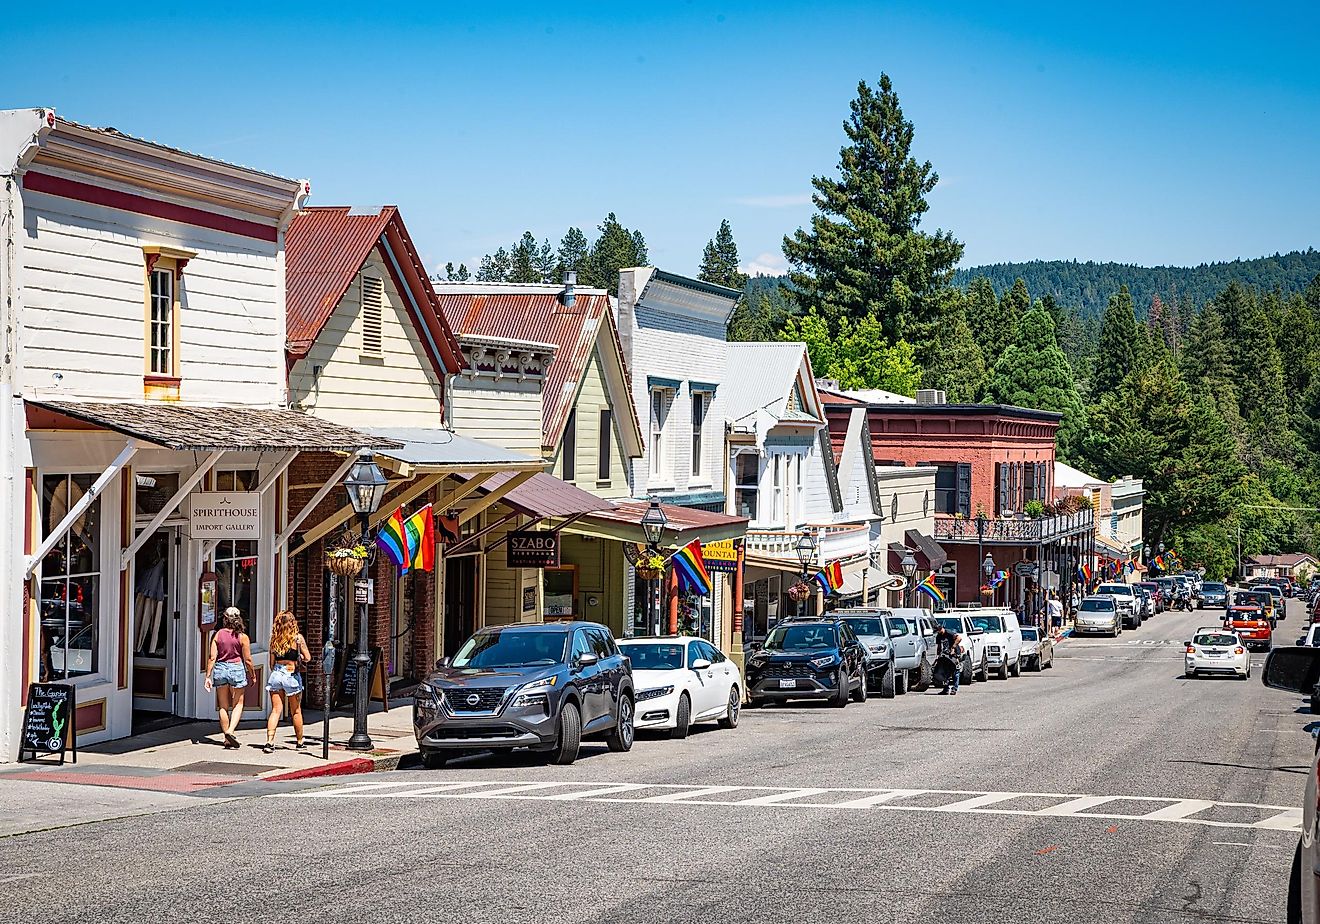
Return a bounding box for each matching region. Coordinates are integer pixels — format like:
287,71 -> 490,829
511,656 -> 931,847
276,780 -> 1300,832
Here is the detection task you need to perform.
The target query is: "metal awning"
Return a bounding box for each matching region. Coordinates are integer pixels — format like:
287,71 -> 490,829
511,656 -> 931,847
573,501 -> 748,547
1096,534 -> 1130,557
888,529 -> 949,572
446,471 -> 613,519
29,400 -> 396,452
362,427 -> 543,475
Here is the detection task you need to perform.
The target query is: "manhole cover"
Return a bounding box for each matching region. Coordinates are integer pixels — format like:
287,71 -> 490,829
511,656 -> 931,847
172,761 -> 275,776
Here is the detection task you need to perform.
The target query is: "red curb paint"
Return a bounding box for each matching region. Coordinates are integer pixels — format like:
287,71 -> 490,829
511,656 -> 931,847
1035,845 -> 1058,855
1106,825 -> 1119,833
264,758 -> 376,782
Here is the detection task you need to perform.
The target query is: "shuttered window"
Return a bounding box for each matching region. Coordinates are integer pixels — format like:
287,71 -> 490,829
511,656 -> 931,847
956,463 -> 972,516
598,410 -> 612,482
360,274 -> 384,357
996,462 -> 1010,515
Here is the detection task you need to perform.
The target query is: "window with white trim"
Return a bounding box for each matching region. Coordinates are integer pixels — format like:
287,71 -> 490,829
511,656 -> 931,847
562,410 -> 577,482
39,474 -> 103,680
650,389 -> 669,476
360,274 -> 384,358
691,391 -> 709,478
149,269 -> 174,375
735,453 -> 759,520
772,454 -> 783,525
213,470 -> 259,628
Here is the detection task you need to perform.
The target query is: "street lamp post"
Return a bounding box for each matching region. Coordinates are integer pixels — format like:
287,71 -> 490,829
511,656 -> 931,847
794,530 -> 818,620
974,511 -> 989,608
343,450 -> 388,752
641,496 -> 667,635
900,549 -> 918,608
982,552 -> 996,606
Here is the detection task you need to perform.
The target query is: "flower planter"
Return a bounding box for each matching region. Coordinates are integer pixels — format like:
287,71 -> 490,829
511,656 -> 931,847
636,567 -> 663,581
327,555 -> 365,577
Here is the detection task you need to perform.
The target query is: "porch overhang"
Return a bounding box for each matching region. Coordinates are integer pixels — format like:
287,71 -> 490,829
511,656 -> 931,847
362,427 -> 543,475
571,501 -> 748,548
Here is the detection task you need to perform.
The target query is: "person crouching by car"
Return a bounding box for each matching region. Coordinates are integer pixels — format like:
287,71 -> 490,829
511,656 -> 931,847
934,625 -> 966,696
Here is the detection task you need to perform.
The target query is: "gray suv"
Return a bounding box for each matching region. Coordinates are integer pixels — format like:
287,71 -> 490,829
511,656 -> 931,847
413,621 -> 634,767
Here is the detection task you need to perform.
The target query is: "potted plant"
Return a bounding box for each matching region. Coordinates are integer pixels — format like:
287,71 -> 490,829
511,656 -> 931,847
326,543 -> 369,577
635,552 -> 666,581
787,580 -> 813,602
1024,499 -> 1046,519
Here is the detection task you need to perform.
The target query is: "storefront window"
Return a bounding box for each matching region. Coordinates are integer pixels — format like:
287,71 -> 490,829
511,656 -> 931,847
214,470 -> 258,631
40,474 -> 102,679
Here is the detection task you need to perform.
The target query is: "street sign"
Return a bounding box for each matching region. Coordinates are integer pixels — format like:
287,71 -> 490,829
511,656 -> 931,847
1013,561 -> 1039,578
508,530 -> 560,568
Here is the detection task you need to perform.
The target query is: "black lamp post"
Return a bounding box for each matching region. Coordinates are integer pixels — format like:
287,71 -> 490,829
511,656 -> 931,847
641,496 -> 667,635
982,552 -> 996,605
900,549 -> 918,608
344,450 -> 388,752
794,530 -> 818,620
974,511 -> 989,604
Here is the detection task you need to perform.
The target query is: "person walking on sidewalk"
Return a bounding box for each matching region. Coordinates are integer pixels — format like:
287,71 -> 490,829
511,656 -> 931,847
263,610 -> 311,753
934,625 -> 966,696
203,608 -> 256,748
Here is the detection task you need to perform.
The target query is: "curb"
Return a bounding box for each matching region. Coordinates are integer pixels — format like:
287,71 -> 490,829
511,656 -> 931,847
262,750 -> 406,782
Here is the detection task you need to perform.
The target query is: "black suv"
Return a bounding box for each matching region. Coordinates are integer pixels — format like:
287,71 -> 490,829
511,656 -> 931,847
745,619 -> 868,708
413,621 -> 634,767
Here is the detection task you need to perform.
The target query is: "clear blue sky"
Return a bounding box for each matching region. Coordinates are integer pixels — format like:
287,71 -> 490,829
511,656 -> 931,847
4,2 -> 1317,278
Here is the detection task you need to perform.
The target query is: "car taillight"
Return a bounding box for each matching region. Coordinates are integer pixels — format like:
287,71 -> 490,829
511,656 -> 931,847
1186,646 -> 1196,654
1234,647 -> 1245,655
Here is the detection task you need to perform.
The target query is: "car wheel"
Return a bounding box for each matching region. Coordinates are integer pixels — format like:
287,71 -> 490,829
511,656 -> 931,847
914,656 -> 932,692
852,667 -> 869,703
671,693 -> 692,739
420,750 -> 447,770
607,695 -> 635,752
549,701 -> 582,765
960,655 -> 975,686
996,662 -> 1009,680
718,686 -> 740,729
1184,669 -> 1196,679
832,669 -> 850,708
894,666 -> 908,696
1009,657 -> 1021,678
976,655 -> 989,683
1288,839 -> 1302,924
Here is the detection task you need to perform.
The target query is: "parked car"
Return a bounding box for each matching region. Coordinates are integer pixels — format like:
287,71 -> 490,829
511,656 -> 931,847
1135,580 -> 1166,613
1096,582 -> 1141,628
1301,624 -> 1320,647
1019,626 -> 1054,671
1133,585 -> 1155,619
745,619 -> 868,708
836,612 -> 901,697
1259,646 -> 1320,921
413,621 -> 634,768
617,637 -> 741,738
962,606 -> 1023,680
1183,627 -> 1250,679
887,607 -> 937,692
1199,581 -> 1229,609
1075,595 -> 1121,637
934,613 -> 990,684
1222,605 -> 1272,651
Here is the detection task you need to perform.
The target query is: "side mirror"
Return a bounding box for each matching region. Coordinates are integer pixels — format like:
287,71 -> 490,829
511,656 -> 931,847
691,658 -> 711,670
1263,646 -> 1320,693
576,652 -> 599,667
435,656 -> 450,669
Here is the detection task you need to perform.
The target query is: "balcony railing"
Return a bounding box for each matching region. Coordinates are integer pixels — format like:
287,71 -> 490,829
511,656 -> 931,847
934,508 -> 1095,545
744,523 -> 871,564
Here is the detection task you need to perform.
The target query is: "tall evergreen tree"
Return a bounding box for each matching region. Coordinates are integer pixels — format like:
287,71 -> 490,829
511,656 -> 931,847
585,213 -> 647,295
556,227 -> 590,282
966,276 -> 1011,362
782,74 -> 963,343
1039,293 -> 1065,344
1276,293 -> 1318,414
915,287 -> 985,403
508,232 -> 541,283
982,305 -> 1085,460
997,277 -> 1029,347
443,261 -> 470,282
698,219 -> 748,289
1091,285 -> 1138,400
476,247 -> 511,282
1179,303 -> 1236,410
1224,285 -> 1285,424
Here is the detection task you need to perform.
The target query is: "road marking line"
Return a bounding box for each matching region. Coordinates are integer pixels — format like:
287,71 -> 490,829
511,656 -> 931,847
828,789 -> 924,808
639,785 -> 744,803
442,782 -> 566,798
1036,796 -> 1116,816
537,783 -> 652,800
929,792 -> 1025,812
733,788 -> 832,805
1140,800 -> 1217,821
1254,808 -> 1304,830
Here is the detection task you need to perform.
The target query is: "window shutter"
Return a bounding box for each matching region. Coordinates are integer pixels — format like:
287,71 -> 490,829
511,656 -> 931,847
956,463 -> 971,517
360,275 -> 384,357
996,462 -> 1009,515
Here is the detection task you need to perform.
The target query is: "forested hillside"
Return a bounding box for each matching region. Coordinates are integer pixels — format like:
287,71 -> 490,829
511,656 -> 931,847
952,250 -> 1320,319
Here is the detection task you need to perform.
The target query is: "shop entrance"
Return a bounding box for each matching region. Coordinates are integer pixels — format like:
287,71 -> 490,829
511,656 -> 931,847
131,527 -> 182,721
444,555 -> 477,658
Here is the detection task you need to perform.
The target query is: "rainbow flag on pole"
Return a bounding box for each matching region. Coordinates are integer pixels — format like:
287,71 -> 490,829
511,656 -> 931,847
377,507 -> 410,570
915,573 -> 946,606
812,560 -> 845,596
403,504 -> 435,572
1075,563 -> 1092,585
671,539 -> 712,596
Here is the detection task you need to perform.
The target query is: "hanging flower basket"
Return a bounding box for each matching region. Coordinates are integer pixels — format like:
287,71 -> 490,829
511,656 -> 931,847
635,552 -> 666,581
326,544 -> 369,577
787,580 -> 813,603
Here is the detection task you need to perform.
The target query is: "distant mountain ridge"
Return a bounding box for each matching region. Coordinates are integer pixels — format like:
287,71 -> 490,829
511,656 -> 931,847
953,249 -> 1320,318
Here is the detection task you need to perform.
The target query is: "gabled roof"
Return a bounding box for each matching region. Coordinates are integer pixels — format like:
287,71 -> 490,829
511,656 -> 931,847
285,206 -> 463,376
1247,553 -> 1317,568
724,342 -> 824,427
435,283 -> 643,457
1054,460 -> 1106,490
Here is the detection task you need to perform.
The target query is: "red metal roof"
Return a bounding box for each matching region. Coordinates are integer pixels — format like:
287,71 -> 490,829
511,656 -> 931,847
436,289 -> 642,454
586,501 -> 748,536
285,206 -> 463,375
454,470 -> 613,519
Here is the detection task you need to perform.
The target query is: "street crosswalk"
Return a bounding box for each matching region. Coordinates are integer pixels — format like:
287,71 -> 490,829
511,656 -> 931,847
277,779 -> 1302,832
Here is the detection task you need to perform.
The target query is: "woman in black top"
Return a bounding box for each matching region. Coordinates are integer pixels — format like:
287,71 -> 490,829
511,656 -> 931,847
264,610 -> 311,752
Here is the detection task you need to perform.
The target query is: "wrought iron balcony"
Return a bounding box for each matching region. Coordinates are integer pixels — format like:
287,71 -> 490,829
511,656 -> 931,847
743,523 -> 872,565
933,508 -> 1094,545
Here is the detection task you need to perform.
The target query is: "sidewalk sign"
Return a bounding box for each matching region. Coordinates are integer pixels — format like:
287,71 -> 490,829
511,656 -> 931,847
334,646 -> 389,712
18,683 -> 77,765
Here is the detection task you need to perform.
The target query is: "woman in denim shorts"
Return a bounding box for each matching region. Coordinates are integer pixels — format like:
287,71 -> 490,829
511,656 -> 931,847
264,610 -> 311,753
204,608 -> 255,748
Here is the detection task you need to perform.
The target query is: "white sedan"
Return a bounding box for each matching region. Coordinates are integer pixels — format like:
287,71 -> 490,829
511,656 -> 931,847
1184,628 -> 1250,679
618,637 -> 742,738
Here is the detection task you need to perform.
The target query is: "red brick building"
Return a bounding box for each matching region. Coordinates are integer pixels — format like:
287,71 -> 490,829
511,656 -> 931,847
822,393 -> 1095,612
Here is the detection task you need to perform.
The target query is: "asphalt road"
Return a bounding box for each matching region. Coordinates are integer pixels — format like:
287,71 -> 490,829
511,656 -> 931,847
1,597 -> 1314,924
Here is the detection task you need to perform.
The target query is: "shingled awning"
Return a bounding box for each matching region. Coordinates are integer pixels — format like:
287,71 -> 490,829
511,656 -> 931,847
28,400 -> 398,452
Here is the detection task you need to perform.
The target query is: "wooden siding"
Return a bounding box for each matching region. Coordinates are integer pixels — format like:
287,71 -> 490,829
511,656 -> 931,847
447,377 -> 543,455
20,190 -> 285,405
550,349 -> 632,499
288,250 -> 443,427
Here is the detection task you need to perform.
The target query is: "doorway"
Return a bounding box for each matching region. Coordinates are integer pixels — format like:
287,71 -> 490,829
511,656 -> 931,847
444,556 -> 477,657
132,527 -> 180,722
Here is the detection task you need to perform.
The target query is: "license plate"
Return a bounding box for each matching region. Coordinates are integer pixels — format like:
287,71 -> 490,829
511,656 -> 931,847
778,679 -> 797,689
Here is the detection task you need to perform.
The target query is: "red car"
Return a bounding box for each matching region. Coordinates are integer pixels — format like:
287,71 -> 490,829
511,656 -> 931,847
1223,604 -> 1272,651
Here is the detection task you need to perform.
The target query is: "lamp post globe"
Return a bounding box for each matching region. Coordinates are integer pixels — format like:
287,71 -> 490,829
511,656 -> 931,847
793,530 -> 818,619
640,497 -> 667,635
344,449 -> 387,752
982,552 -> 996,605
900,549 -> 918,608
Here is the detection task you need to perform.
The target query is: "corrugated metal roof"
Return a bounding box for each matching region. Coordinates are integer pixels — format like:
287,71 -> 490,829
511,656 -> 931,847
723,342 -> 812,424
587,501 -> 747,533
453,471 -> 613,518
436,287 -> 642,453
361,427 -> 543,472
285,207 -> 463,374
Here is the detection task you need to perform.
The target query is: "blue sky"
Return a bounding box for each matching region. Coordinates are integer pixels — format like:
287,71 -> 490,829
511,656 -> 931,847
4,2 -> 1317,278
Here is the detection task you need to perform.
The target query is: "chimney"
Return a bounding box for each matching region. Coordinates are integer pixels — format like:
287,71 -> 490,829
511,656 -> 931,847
916,389 -> 946,405
560,270 -> 577,308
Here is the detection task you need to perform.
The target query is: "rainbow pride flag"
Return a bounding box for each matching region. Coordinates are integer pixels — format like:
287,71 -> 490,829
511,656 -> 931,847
377,507 -> 410,570
812,561 -> 844,596
1075,563 -> 1093,585
915,573 -> 945,606
403,504 -> 435,572
672,539 -> 711,596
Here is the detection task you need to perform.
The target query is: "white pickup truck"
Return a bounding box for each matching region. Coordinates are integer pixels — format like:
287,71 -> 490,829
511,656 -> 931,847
934,613 -> 991,685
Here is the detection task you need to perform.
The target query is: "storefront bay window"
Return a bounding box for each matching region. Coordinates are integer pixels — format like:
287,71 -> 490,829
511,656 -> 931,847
214,471 -> 258,624
39,474 -> 102,680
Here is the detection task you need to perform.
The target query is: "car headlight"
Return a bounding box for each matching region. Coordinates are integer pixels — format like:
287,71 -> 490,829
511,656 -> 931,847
415,682 -> 441,707
636,685 -> 674,702
810,655 -> 837,669
512,675 -> 558,708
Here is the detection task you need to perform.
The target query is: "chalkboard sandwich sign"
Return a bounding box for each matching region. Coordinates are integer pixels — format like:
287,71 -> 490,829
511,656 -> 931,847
19,682 -> 76,764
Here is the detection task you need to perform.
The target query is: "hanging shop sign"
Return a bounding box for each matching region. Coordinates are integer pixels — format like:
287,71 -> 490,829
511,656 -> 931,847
189,492 -> 260,540
508,530 -> 560,568
1013,561 -> 1039,578
703,539 -> 739,573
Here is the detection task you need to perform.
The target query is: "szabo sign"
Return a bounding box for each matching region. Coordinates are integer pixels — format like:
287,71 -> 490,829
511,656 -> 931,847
507,530 -> 560,568
189,492 -> 261,540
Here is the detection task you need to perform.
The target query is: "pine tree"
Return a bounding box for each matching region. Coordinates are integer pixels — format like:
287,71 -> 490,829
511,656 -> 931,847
917,288 -> 986,403
533,238 -> 556,283
1091,285 -> 1138,400
782,75 -> 963,343
476,247 -> 511,282
509,232 -> 541,283
556,227 -> 590,282
1040,293 -> 1065,344
982,305 -> 1085,460
443,262 -> 471,282
699,219 -> 748,289
1276,293 -> 1317,414
585,213 -> 647,295
1179,303 -> 1236,409
965,276 -> 1010,362
997,278 -> 1029,346
1223,284 -> 1285,424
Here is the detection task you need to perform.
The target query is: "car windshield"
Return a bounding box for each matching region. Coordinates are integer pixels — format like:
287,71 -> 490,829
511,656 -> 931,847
1235,592 -> 1269,606
1098,585 -> 1128,595
969,615 -> 1004,632
619,643 -> 684,670
452,630 -> 567,669
841,617 -> 885,636
1021,627 -> 1039,640
885,618 -> 911,636
935,617 -> 964,634
1194,633 -> 1237,647
1202,583 -> 1226,593
1080,599 -> 1114,612
764,624 -> 838,651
